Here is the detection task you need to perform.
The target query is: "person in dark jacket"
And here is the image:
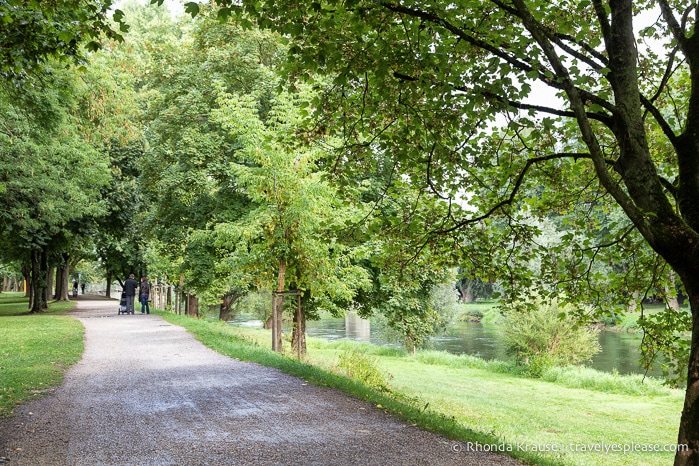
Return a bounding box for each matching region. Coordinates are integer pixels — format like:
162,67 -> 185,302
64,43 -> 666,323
123,274 -> 138,314
139,277 -> 151,314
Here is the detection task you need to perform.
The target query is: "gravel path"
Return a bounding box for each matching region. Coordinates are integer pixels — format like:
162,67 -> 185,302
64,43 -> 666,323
0,296 -> 523,465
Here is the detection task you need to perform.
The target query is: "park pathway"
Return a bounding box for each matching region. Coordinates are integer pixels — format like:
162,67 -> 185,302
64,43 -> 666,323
0,296 -> 522,465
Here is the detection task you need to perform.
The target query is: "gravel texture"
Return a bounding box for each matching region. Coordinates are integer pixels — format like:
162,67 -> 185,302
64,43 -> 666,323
0,296 -> 523,465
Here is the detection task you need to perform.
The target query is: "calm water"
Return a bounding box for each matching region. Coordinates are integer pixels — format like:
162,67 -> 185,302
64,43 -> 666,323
230,312 -> 658,376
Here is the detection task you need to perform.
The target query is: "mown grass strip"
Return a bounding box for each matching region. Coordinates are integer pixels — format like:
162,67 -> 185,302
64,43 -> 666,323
0,293 -> 83,417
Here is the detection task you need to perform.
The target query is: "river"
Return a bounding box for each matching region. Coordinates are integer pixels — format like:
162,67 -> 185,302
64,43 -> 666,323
230,311 -> 659,376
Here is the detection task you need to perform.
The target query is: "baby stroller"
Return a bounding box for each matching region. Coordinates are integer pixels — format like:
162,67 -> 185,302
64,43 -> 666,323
118,292 -> 133,314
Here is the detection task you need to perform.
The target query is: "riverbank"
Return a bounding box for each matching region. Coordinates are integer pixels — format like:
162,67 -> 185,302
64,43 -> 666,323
163,311 -> 684,466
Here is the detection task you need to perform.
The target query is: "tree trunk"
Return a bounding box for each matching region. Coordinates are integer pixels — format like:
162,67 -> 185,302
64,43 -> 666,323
219,291 -> 241,321
219,293 -> 232,321
45,266 -> 54,303
272,258 -> 286,352
186,293 -> 199,318
461,287 -> 474,303
60,266 -> 71,301
667,272 -> 681,312
105,270 -> 112,298
179,273 -> 185,314
55,264 -> 64,300
55,253 -> 71,301
675,278 -> 699,466
29,249 -> 48,313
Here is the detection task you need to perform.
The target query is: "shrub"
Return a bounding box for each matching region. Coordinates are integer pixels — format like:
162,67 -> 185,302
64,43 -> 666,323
502,300 -> 601,377
337,350 -> 392,392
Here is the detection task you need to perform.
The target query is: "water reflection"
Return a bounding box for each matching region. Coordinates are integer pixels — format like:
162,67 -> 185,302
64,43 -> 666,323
229,312 -> 658,376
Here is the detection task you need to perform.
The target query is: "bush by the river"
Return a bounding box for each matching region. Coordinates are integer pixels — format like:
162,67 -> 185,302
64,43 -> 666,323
502,300 -> 601,377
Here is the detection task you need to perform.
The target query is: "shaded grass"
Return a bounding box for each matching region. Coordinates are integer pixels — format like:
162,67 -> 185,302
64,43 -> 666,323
0,293 -> 83,417
159,311 -> 684,466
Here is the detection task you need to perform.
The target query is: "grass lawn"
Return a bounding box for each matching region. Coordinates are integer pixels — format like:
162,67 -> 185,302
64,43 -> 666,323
158,311 -> 684,466
0,292 -> 83,417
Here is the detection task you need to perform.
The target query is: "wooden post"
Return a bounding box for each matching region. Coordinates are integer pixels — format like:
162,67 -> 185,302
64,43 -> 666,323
272,259 -> 286,352
297,294 -> 301,361
271,292 -> 279,352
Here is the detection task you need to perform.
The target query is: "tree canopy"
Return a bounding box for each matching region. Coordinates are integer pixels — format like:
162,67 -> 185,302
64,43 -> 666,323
187,0 -> 699,463
0,0 -> 128,81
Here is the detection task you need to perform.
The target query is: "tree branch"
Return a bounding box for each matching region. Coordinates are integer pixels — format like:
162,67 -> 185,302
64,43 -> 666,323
476,89 -> 613,125
431,152 -> 595,235
640,94 -> 679,146
552,32 -> 608,71
392,71 -> 615,125
591,0 -> 612,48
657,0 -> 690,53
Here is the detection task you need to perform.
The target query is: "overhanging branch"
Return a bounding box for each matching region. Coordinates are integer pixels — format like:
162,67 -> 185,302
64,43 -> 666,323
431,152 -> 596,235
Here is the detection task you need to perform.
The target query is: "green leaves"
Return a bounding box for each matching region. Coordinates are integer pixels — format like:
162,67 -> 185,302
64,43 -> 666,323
209,84 -> 370,300
184,2 -> 200,17
216,7 -> 232,22
0,1 -> 126,81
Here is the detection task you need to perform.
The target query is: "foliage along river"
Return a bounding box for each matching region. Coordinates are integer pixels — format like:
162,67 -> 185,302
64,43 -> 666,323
230,312 -> 659,377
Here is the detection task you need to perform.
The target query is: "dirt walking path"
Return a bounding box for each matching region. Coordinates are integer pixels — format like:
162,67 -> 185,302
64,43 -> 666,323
0,297 -> 522,465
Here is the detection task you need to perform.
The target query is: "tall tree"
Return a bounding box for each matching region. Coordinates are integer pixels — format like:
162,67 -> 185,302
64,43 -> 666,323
134,5 -> 282,303
195,0 -> 699,463
208,86 -> 370,353
0,61 -> 111,311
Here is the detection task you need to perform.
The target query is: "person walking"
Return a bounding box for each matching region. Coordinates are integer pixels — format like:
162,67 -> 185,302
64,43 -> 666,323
139,277 -> 151,314
123,274 -> 138,314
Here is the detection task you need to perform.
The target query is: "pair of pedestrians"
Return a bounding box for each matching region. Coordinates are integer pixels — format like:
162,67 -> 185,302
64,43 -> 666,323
123,274 -> 151,314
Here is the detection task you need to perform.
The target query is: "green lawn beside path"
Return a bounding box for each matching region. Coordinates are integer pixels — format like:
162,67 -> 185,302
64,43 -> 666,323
379,356 -> 681,466
0,292 -> 83,417
158,312 -> 684,466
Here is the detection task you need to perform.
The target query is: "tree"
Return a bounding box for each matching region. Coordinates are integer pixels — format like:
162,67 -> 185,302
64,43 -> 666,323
192,0 -> 699,463
0,0 -> 129,81
0,62 -> 111,311
133,5 -> 279,305
208,85 -> 370,354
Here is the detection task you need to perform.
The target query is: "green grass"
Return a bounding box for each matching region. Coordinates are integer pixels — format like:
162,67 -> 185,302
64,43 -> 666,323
158,310 -> 684,466
457,301 -> 503,323
0,292 -> 83,417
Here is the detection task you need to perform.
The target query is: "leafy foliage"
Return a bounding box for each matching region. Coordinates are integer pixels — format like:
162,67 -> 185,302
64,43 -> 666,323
639,307 -> 692,387
502,300 -> 601,377
208,85 -> 371,305
0,0 -> 129,81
